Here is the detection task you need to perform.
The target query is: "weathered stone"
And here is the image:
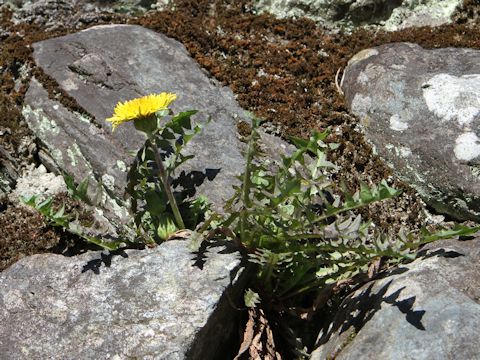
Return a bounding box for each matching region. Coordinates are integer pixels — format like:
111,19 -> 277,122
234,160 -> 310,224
311,237 -> 480,360
9,164 -> 66,202
254,0 -> 462,32
0,239 -> 245,359
342,43 -> 480,221
6,0 -> 154,30
23,24 -> 250,220
10,0 -> 101,30
0,144 -> 19,200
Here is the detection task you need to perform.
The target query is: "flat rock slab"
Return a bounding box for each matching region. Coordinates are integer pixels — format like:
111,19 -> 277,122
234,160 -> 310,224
0,240 -> 244,359
342,43 -> 480,221
23,24 -> 248,217
312,237 -> 480,360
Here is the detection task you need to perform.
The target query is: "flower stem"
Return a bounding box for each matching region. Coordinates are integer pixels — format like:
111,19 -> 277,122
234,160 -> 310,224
147,137 -> 185,229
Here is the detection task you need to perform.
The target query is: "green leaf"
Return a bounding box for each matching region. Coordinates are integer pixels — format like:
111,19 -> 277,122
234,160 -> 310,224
63,173 -> 76,193
359,182 -> 374,203
157,214 -> 178,240
62,173 -> 93,205
134,115 -> 157,135
145,190 -> 167,216
244,288 -> 261,308
379,179 -> 402,198
76,177 -> 90,202
37,197 -> 53,211
188,231 -> 205,252
289,136 -> 309,149
414,224 -> 480,247
183,123 -> 203,144
20,194 -> 36,207
169,110 -> 198,132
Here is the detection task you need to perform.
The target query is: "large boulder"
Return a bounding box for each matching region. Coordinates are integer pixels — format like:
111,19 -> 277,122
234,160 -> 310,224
311,237 -> 480,359
22,24 -> 250,223
0,239 -> 245,359
254,0 -> 462,32
341,43 -> 480,222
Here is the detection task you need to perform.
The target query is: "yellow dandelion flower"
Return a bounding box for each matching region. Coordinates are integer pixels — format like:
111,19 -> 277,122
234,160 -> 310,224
106,93 -> 177,131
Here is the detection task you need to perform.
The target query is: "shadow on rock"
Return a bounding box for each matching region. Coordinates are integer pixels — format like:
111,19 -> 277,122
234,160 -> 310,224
81,248 -> 129,274
316,278 -> 426,348
417,248 -> 465,260
191,238 -> 248,293
172,168 -> 221,198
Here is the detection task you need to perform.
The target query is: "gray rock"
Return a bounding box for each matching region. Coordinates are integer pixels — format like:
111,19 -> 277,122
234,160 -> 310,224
0,239 -> 245,359
10,0 -> 102,30
6,0 -> 155,30
23,24 -> 249,221
253,0 -> 462,32
0,144 -> 19,200
341,43 -> 480,222
311,237 -> 480,360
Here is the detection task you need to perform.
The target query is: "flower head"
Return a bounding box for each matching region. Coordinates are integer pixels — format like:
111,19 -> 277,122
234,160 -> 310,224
106,93 -> 177,131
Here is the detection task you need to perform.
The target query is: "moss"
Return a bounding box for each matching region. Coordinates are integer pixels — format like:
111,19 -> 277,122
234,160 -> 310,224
0,93 -> 31,150
0,205 -> 63,271
236,120 -> 252,138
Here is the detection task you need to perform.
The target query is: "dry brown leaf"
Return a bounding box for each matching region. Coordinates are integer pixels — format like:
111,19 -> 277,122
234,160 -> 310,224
166,229 -> 192,241
235,308 -> 282,360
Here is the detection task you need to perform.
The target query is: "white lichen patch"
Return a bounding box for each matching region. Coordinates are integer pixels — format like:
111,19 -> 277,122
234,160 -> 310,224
383,0 -> 461,31
356,71 -> 369,85
22,105 -> 60,136
423,74 -> 480,127
142,328 -> 155,337
351,94 -> 371,118
389,114 -> 409,131
116,160 -> 127,172
398,146 -> 412,158
101,174 -> 115,191
406,164 -> 426,183
61,77 -> 79,91
100,192 -> 130,221
454,132 -> 480,162
471,165 -> 480,179
75,112 -> 93,124
67,143 -> 83,167
50,148 -> 64,167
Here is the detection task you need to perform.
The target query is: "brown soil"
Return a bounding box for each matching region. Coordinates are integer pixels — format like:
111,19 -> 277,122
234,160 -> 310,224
0,2 -> 478,263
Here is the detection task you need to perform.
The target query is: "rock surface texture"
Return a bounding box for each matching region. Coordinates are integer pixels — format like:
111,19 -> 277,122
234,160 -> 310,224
3,0 -> 159,29
23,24 -> 249,219
254,0 -> 462,31
311,237 -> 480,360
342,42 -> 480,222
0,240 -> 245,359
